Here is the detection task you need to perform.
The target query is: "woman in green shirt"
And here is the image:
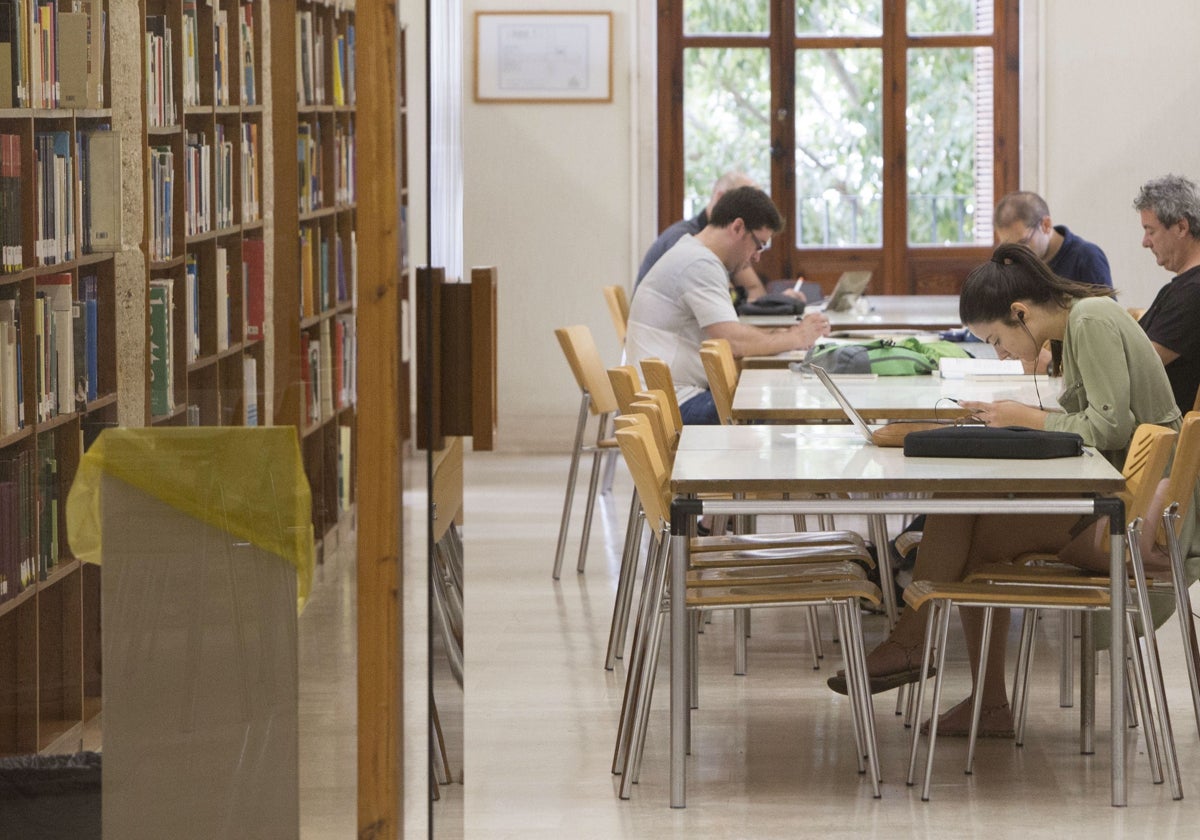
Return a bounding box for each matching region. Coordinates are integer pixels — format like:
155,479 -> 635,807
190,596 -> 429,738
829,243 -> 1181,737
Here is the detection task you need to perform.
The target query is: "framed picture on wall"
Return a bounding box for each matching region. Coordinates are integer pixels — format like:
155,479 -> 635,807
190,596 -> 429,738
474,11 -> 612,103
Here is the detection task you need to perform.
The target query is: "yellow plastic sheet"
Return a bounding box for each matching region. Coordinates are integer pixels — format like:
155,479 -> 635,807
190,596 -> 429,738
66,427 -> 315,612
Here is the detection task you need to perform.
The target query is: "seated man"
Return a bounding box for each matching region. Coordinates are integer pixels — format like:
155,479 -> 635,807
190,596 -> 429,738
994,190 -> 1113,287
625,186 -> 830,425
634,171 -> 806,305
1134,174 -> 1200,414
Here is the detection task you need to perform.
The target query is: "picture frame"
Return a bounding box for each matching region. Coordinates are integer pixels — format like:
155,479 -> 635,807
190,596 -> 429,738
473,11 -> 613,103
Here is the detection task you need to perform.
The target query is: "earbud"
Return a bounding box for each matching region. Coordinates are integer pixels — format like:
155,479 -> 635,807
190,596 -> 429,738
1017,310 -> 1025,322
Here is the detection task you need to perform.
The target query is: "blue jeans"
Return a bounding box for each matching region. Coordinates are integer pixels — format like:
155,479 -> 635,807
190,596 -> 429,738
679,390 -> 720,425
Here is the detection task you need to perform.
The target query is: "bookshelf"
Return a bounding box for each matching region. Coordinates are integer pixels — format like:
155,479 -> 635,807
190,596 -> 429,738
271,0 -> 357,556
143,0 -> 265,430
0,0 -> 115,755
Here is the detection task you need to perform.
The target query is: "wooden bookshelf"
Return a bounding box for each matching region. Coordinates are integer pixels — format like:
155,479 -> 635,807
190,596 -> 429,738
143,0 -> 266,429
271,0 -> 357,555
0,0 -> 116,756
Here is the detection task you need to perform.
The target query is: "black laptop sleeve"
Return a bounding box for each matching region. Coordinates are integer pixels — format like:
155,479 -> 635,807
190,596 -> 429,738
902,425 -> 1085,459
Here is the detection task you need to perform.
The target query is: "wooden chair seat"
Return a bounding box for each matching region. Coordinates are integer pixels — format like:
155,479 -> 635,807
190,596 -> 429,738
687,579 -> 882,610
904,579 -> 1110,612
690,543 -> 873,569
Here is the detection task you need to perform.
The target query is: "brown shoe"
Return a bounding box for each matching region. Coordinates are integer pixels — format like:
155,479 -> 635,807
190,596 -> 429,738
920,698 -> 1014,738
826,639 -> 934,696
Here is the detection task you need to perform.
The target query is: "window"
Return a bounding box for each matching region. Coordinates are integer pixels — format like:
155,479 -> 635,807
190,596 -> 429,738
657,0 -> 1019,293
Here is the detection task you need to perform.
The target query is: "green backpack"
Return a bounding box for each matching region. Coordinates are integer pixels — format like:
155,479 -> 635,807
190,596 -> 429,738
804,338 -> 970,376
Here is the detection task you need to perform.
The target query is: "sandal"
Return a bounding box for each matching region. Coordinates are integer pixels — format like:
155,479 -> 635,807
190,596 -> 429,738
826,639 -> 934,696
920,698 -> 1014,738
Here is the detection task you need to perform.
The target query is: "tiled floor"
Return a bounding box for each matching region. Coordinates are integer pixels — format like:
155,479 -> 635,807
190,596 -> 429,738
299,450 -> 1200,838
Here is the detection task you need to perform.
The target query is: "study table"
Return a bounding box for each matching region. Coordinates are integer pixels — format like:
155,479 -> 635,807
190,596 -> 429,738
731,368 -> 1062,423
740,294 -> 963,331
666,424 -> 1129,808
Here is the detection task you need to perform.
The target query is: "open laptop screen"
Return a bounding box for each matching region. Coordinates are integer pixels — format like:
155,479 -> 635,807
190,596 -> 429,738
796,362 -> 877,445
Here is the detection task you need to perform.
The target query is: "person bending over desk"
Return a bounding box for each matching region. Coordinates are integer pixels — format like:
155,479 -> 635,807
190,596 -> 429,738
625,186 -> 830,425
828,243 -> 1181,737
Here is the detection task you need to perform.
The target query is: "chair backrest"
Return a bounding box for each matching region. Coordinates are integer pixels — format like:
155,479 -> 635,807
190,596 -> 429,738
614,415 -> 671,529
603,285 -> 630,345
607,365 -> 643,415
640,357 -> 684,431
555,325 -> 619,415
1122,424 -> 1178,516
699,338 -> 738,425
627,399 -> 674,463
632,388 -> 680,455
1161,411 -> 1200,537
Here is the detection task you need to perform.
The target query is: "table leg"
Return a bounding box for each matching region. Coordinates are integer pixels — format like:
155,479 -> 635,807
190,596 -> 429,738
670,505 -> 689,808
1107,499 -> 1126,807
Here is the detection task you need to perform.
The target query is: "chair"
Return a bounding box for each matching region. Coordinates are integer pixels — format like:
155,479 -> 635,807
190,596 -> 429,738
610,416 -> 884,800
699,338 -> 739,425
906,423 -> 1182,801
639,357 -> 684,432
603,285 -> 630,345
553,325 -> 620,579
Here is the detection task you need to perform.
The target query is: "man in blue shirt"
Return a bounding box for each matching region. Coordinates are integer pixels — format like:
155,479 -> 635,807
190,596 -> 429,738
993,191 -> 1113,287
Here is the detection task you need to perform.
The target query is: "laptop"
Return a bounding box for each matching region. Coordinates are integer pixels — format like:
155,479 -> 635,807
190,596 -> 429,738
796,362 -> 878,444
823,270 -> 872,313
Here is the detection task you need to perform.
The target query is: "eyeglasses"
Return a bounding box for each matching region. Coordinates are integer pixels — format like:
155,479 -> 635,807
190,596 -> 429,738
748,230 -> 771,253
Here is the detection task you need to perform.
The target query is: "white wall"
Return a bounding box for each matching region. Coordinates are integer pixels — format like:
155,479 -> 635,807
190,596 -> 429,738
462,0 -> 1200,452
1038,1 -> 1200,308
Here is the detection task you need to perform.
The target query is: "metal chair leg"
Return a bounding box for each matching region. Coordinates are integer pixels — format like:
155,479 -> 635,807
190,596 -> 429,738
1163,505 -> 1200,738
553,394 -> 590,579
605,491 -> 643,669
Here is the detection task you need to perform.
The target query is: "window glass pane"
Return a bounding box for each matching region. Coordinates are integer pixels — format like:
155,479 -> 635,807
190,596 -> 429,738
682,48 -> 771,217
795,1 -> 881,36
908,0 -> 993,35
684,0 -> 768,35
906,47 -> 993,245
794,48 -> 883,247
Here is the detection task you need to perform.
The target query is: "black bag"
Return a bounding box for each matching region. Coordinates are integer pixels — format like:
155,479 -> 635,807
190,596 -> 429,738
736,293 -> 806,316
902,425 -> 1086,459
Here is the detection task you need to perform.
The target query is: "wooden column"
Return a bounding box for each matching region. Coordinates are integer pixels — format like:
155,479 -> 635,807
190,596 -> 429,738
355,0 -> 404,835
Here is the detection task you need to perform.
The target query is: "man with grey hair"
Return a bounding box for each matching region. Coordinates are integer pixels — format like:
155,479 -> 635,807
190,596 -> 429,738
994,190 -> 1112,287
634,171 -> 806,304
1135,174 -> 1200,413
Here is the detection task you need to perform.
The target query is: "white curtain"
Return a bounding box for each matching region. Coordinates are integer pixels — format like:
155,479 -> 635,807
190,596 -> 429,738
429,0 -> 463,280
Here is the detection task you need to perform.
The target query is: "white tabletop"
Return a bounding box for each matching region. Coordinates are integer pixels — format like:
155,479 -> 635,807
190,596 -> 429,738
741,294 -> 963,330
731,368 -> 1062,422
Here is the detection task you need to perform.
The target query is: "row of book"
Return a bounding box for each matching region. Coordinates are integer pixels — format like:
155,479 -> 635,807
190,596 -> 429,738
332,25 -> 355,107
146,15 -> 177,127
177,1 -> 260,111
300,313 -> 356,427
334,119 -> 355,206
0,450 -> 34,605
0,0 -> 106,110
297,120 -> 323,213
149,146 -> 174,261
241,121 -> 259,221
182,239 -> 264,362
1,129 -> 120,272
299,227 -> 356,318
183,127 -> 237,236
296,9 -> 326,108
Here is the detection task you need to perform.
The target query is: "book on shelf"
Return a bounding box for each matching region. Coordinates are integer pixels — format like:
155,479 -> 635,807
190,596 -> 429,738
335,234 -> 346,302
345,22 -> 355,104
184,130 -> 211,237
35,130 -> 75,266
215,245 -> 229,351
146,14 -> 176,126
214,123 -> 233,229
240,1 -> 256,105
83,128 -> 121,253
243,237 -> 264,340
319,318 -> 332,420
243,355 -> 257,426
150,146 -> 174,261
148,278 -> 174,416
240,120 -> 259,221
184,253 -> 199,361
181,0 -> 199,107
332,32 -> 345,106
80,272 -> 97,401
319,234 -> 329,312
57,10 -> 86,108
299,226 -> 314,318
0,450 -> 35,602
35,272 -> 73,420
338,424 -> 351,511
335,312 -> 356,408
214,6 -> 229,106
1,0 -> 25,108
0,296 -> 21,435
37,431 -> 59,576
1,133 -> 21,273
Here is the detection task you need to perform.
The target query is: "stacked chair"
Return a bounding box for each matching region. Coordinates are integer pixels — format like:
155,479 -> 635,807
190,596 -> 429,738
610,414 -> 886,800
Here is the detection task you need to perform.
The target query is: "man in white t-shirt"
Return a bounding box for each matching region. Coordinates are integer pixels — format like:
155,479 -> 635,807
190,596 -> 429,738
625,186 -> 830,424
